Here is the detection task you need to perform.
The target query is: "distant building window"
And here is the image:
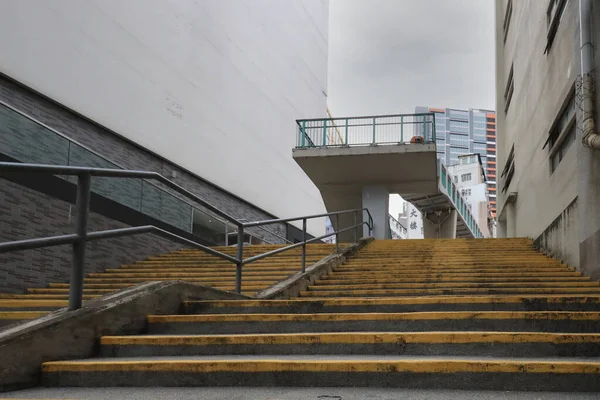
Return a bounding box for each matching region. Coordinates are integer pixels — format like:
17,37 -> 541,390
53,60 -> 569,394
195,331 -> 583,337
448,110 -> 469,120
461,188 -> 472,197
546,90 -> 576,173
545,0 -> 568,54
461,173 -> 472,182
454,176 -> 458,183
449,120 -> 469,134
503,0 -> 513,43
504,65 -> 514,113
501,144 -> 515,193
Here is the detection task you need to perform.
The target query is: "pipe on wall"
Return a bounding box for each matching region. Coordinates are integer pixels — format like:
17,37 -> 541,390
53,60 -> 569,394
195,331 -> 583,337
580,0 -> 600,149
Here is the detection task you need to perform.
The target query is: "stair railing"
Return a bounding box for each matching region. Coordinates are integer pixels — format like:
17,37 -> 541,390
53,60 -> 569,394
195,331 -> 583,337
0,161 -> 372,309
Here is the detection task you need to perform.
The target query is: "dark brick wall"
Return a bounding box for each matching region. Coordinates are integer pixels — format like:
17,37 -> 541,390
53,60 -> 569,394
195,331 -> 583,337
0,179 -> 182,293
0,75 -> 287,243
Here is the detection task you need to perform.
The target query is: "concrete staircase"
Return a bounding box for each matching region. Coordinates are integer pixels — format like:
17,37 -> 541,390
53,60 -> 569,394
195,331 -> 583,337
0,244 -> 335,328
39,238 -> 600,391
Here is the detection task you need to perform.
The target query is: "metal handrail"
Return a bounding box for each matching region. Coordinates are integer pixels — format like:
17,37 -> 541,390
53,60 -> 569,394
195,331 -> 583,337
0,161 -> 372,308
295,112 -> 438,123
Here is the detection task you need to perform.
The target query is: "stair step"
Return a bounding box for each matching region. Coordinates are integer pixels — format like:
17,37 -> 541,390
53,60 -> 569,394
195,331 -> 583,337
0,299 -> 67,311
299,287 -> 600,297
41,355 -> 600,391
0,311 -> 49,326
309,282 -> 600,290
146,311 -> 600,334
98,331 -> 600,357
183,295 -> 600,314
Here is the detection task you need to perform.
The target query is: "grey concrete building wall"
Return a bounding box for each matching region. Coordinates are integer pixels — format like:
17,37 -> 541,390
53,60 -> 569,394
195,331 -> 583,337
578,0 -> 600,280
0,179 -> 182,293
495,0 -> 600,278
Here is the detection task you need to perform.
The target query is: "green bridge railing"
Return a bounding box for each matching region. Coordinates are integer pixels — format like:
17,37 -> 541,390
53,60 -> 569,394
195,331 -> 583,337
296,113 -> 436,148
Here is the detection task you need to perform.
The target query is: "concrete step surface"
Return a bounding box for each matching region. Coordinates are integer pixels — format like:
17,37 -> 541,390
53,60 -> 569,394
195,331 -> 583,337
182,296 -> 600,314
40,355 -> 600,391
98,331 -> 600,358
2,386 -> 599,399
145,311 -> 600,334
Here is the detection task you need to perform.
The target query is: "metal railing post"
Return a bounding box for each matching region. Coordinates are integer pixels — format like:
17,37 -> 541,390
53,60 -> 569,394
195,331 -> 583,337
353,211 -> 358,243
235,225 -> 244,293
345,118 -> 349,145
225,223 -> 229,246
335,214 -> 339,253
372,117 -> 376,144
400,115 -> 404,142
69,173 -> 91,311
301,120 -> 306,147
301,218 -> 307,273
322,120 -> 327,146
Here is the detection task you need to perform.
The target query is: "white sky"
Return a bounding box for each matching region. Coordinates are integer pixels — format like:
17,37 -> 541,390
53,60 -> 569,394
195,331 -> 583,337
326,0 -> 496,218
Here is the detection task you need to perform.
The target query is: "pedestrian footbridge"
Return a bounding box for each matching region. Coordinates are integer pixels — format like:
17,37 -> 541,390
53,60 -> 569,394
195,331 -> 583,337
293,113 -> 484,240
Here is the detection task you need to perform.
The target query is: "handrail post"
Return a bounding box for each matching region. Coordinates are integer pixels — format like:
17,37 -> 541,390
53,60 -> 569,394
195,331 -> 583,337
235,225 -> 244,293
353,211 -> 358,243
372,117 -> 376,144
345,118 -> 349,145
334,214 -> 339,253
322,120 -> 327,146
301,120 -> 306,147
301,218 -> 307,272
69,172 -> 91,311
400,115 -> 404,142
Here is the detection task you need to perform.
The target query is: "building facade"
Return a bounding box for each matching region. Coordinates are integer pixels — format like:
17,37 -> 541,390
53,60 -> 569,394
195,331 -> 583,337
495,0 -> 600,279
415,106 -> 497,218
398,202 -> 425,239
447,154 -> 495,238
0,1 -> 329,292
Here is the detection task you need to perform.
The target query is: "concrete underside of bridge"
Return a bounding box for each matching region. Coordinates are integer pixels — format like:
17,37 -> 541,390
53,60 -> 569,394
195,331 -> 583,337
293,144 -> 438,242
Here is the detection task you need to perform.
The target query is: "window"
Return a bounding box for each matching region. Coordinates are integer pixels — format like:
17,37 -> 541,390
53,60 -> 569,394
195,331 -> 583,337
461,173 -> 472,182
461,188 -> 472,197
550,125 -> 575,172
501,144 -> 515,193
449,120 -> 469,134
454,176 -> 458,183
449,134 -> 469,147
448,110 -> 469,120
545,0 -> 568,54
504,65 -> 514,113
503,0 -> 513,43
545,90 -> 576,173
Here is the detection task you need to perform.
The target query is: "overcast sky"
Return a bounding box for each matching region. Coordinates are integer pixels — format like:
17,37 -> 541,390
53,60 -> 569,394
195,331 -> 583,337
327,0 -> 496,218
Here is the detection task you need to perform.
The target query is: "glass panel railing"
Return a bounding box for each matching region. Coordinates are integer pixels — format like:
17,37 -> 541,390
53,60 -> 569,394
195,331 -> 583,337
0,103 -> 70,165
296,113 -> 436,148
140,181 -> 192,232
0,102 -> 194,234
69,142 -> 143,211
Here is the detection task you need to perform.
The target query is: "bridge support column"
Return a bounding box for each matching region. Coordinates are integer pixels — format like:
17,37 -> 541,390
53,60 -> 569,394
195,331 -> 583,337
362,186 -> 389,239
423,209 -> 457,239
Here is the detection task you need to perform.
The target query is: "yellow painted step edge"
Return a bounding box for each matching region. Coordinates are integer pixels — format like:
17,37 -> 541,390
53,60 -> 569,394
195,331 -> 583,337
147,311 -> 600,323
185,295 -> 600,308
100,332 -> 600,346
42,359 -> 600,374
0,311 -> 48,320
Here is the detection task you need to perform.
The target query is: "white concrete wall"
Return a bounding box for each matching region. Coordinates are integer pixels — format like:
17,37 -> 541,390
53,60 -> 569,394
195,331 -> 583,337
495,0 -> 579,248
0,0 -> 329,236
